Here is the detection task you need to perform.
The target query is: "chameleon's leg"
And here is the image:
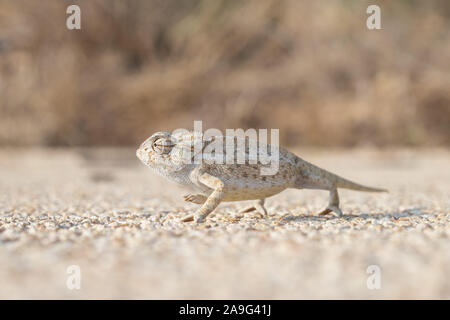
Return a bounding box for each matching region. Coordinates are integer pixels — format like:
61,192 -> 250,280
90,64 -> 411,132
181,173 -> 225,223
194,189 -> 224,223
318,187 -> 343,217
240,199 -> 268,218
183,194 -> 207,204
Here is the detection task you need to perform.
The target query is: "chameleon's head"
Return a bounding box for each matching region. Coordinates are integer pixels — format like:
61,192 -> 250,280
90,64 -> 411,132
137,130 -> 200,182
136,131 -> 176,168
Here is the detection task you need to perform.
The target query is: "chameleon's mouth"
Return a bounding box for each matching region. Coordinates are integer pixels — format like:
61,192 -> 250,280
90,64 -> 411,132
154,144 -> 175,148
136,148 -> 142,160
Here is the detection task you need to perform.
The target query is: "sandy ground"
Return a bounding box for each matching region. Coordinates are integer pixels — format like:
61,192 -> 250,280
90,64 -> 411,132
0,148 -> 449,299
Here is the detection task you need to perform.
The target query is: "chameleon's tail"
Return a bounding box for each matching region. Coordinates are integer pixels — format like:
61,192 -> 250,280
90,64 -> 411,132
334,175 -> 387,193
295,157 -> 387,193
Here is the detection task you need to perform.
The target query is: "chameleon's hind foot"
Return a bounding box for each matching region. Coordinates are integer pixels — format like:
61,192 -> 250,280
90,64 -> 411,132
318,205 -> 343,217
318,188 -> 343,217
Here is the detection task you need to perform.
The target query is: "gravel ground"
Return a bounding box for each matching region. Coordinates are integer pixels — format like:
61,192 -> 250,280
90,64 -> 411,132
0,148 -> 449,299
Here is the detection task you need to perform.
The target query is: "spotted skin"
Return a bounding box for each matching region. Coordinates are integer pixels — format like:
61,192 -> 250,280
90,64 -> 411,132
137,131 -> 387,223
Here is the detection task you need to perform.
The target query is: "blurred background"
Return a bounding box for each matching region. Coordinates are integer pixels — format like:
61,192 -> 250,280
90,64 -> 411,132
0,0 -> 449,147
1,0 -> 449,300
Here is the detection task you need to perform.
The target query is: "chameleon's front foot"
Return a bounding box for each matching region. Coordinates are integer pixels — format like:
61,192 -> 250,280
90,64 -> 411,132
181,194 -> 209,222
180,214 -> 194,222
181,173 -> 224,224
194,213 -> 209,224
183,194 -> 207,204
179,212 -> 209,223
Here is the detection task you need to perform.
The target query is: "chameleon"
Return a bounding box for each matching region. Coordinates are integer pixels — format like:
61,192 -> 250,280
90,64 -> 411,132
136,131 -> 387,223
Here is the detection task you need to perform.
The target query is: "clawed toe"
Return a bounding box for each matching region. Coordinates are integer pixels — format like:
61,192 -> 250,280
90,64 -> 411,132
183,194 -> 207,204
318,208 -> 332,216
318,206 -> 343,217
180,213 -> 208,223
239,205 -> 267,218
239,206 -> 256,213
240,206 -> 263,218
180,214 -> 194,222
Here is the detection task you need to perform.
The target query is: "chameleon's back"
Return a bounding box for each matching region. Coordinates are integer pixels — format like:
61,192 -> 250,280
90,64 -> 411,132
169,131 -> 299,201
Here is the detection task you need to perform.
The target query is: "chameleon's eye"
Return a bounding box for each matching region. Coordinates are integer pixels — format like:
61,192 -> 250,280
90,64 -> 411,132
152,138 -> 175,155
